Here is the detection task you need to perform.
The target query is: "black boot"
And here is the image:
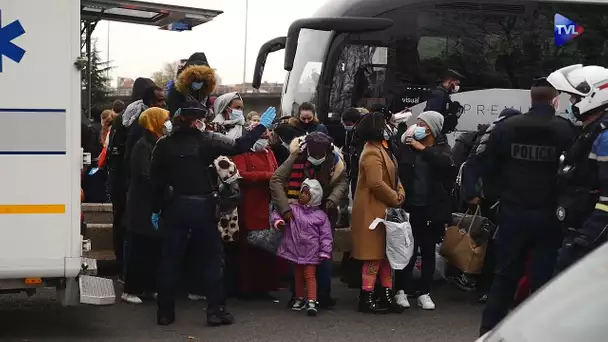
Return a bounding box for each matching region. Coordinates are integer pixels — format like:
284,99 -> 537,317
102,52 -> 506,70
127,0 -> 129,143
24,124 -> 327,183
358,290 -> 388,314
378,287 -> 405,313
336,212 -> 350,228
157,310 -> 175,325
207,306 -> 235,326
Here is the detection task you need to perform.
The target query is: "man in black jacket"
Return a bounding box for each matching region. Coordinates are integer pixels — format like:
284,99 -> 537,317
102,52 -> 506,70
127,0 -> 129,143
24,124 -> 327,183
425,69 -> 465,133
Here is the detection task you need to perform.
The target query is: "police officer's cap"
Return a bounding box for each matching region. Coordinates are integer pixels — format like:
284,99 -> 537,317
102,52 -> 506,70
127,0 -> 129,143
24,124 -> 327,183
444,69 -> 465,81
175,100 -> 208,119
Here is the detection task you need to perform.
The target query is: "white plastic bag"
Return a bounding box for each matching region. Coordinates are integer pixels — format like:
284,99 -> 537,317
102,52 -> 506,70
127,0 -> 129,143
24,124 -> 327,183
369,217 -> 414,270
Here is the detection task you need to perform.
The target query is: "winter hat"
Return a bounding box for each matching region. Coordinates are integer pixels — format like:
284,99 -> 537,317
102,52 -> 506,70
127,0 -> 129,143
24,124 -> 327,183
305,132 -> 332,156
499,108 -> 522,118
273,123 -> 299,144
175,100 -> 207,118
184,52 -> 209,67
418,111 -> 445,137
302,178 -> 323,207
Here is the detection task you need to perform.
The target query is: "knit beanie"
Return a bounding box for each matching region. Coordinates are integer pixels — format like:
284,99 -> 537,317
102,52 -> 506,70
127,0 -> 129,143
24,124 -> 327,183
418,111 -> 445,137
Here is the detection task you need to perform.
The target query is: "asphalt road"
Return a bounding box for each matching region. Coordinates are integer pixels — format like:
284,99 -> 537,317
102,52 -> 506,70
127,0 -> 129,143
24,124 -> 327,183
0,280 -> 483,342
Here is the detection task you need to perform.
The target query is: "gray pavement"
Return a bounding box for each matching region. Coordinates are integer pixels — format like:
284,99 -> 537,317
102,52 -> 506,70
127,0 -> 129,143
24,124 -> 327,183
0,280 -> 482,342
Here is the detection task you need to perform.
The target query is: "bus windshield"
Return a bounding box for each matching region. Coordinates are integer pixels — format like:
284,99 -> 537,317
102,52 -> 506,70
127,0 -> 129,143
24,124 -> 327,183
281,29 -> 333,117
324,1 -> 608,127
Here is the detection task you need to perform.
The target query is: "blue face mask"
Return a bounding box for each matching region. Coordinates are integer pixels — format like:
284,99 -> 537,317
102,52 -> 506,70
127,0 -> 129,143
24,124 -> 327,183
252,139 -> 269,152
566,104 -> 579,123
414,126 -> 428,140
191,82 -> 204,91
229,109 -> 244,121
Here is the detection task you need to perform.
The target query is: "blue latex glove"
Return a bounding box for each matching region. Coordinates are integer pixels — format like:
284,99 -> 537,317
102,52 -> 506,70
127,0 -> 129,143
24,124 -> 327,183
259,107 -> 277,128
151,213 -> 161,231
88,167 -> 99,176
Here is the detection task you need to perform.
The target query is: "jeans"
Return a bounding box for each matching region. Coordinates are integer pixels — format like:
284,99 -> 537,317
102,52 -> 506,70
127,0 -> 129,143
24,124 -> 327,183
480,204 -> 561,335
157,196 -> 225,314
394,206 -> 438,295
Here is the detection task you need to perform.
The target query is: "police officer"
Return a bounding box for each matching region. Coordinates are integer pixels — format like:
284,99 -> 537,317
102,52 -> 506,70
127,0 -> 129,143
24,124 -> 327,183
150,101 -> 276,326
550,65 -> 608,272
478,78 -> 575,335
424,69 -> 465,133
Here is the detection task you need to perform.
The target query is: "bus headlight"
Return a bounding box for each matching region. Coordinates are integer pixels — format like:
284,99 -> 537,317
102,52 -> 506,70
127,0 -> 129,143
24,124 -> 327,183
556,206 -> 566,222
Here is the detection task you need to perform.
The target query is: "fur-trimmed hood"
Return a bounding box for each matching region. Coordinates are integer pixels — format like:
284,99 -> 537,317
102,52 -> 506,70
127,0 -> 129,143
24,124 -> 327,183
175,64 -> 217,97
288,136 -> 345,184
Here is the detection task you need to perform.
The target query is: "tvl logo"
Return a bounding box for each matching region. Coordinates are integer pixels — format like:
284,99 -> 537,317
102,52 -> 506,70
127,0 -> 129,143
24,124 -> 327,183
554,14 -> 584,47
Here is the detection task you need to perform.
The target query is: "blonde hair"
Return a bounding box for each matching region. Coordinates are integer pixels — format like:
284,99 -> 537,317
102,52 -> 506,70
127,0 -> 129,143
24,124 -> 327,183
356,107 -> 369,114
247,111 -> 259,121
139,108 -> 170,138
100,110 -> 116,144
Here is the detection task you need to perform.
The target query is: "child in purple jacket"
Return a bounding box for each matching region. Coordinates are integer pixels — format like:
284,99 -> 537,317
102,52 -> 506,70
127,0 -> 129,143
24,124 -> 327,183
273,179 -> 333,316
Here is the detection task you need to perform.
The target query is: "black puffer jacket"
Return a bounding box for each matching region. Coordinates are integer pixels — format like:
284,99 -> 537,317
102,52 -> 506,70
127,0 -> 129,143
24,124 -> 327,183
395,134 -> 456,224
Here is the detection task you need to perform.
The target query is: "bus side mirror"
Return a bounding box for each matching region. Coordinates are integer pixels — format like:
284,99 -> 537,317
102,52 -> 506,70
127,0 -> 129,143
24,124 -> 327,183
252,36 -> 286,90
284,17 -> 393,71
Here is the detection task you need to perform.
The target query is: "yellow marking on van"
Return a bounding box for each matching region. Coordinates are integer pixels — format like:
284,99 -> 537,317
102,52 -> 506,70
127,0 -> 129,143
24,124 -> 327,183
0,204 -> 65,214
25,278 -> 42,285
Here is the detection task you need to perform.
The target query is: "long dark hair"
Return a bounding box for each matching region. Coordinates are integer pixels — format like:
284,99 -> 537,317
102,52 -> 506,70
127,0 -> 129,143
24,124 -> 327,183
355,112 -> 386,142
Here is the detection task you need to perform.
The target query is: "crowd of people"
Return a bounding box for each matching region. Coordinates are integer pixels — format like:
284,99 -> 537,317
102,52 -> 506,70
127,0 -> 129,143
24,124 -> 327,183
80,55 -> 608,335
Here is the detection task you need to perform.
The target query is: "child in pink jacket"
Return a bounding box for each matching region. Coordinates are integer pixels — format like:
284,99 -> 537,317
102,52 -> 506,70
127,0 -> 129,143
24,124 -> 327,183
273,179 -> 333,317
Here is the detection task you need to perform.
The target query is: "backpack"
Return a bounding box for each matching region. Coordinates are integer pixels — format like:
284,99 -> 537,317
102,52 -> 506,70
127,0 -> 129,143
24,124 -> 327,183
106,113 -> 128,172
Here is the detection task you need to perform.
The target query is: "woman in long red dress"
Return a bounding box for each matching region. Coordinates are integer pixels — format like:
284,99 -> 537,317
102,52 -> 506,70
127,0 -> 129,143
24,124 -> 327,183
233,127 -> 287,299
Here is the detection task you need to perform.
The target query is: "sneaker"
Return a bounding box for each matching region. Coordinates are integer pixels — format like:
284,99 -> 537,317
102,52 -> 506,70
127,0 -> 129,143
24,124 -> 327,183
417,294 -> 435,310
291,297 -> 307,311
448,274 -> 476,292
121,293 -> 143,304
394,290 -> 411,309
188,293 -> 207,301
306,300 -> 318,317
207,306 -> 235,326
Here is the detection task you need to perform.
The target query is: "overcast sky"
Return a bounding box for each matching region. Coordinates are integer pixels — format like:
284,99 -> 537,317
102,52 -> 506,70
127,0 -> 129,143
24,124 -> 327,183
92,0 -> 326,86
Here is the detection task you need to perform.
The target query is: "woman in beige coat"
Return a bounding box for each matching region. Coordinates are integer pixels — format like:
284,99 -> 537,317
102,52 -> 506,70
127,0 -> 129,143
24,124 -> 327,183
351,112 -> 405,314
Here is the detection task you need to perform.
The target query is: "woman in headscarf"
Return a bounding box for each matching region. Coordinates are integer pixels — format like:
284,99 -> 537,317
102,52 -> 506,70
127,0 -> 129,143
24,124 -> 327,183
232,123 -> 286,299
122,107 -> 172,304
212,92 -> 246,139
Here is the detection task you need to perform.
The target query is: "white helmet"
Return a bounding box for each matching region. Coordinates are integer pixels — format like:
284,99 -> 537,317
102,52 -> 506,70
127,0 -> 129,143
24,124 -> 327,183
549,64 -> 608,119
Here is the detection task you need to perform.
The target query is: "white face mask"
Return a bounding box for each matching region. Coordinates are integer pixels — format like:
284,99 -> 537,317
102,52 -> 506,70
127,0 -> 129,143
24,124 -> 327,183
452,84 -> 460,93
163,120 -> 173,135
308,155 -> 326,166
195,119 -> 206,132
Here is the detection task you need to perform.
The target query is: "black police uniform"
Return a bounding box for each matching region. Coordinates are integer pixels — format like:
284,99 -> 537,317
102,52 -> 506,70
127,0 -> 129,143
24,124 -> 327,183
150,110 -> 266,325
424,86 -> 463,133
478,103 -> 575,334
556,113 -> 608,272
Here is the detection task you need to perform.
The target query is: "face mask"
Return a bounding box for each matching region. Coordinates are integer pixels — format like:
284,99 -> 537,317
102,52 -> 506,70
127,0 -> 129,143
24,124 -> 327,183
191,82 -> 204,91
252,139 -> 269,152
452,84 -> 460,93
414,126 -> 428,141
163,120 -> 173,135
195,119 -> 206,132
229,109 -> 244,121
308,156 -> 326,166
344,125 -> 354,132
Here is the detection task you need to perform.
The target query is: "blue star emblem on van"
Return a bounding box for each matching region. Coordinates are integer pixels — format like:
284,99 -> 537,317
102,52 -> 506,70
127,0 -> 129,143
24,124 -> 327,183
0,10 -> 26,73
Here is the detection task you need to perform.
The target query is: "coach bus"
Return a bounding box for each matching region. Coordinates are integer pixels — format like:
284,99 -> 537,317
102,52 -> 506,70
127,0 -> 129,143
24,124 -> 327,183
253,0 -> 608,142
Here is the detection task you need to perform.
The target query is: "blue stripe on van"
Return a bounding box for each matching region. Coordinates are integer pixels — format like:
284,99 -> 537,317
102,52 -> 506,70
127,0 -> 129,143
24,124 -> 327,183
0,151 -> 66,155
0,108 -> 67,113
